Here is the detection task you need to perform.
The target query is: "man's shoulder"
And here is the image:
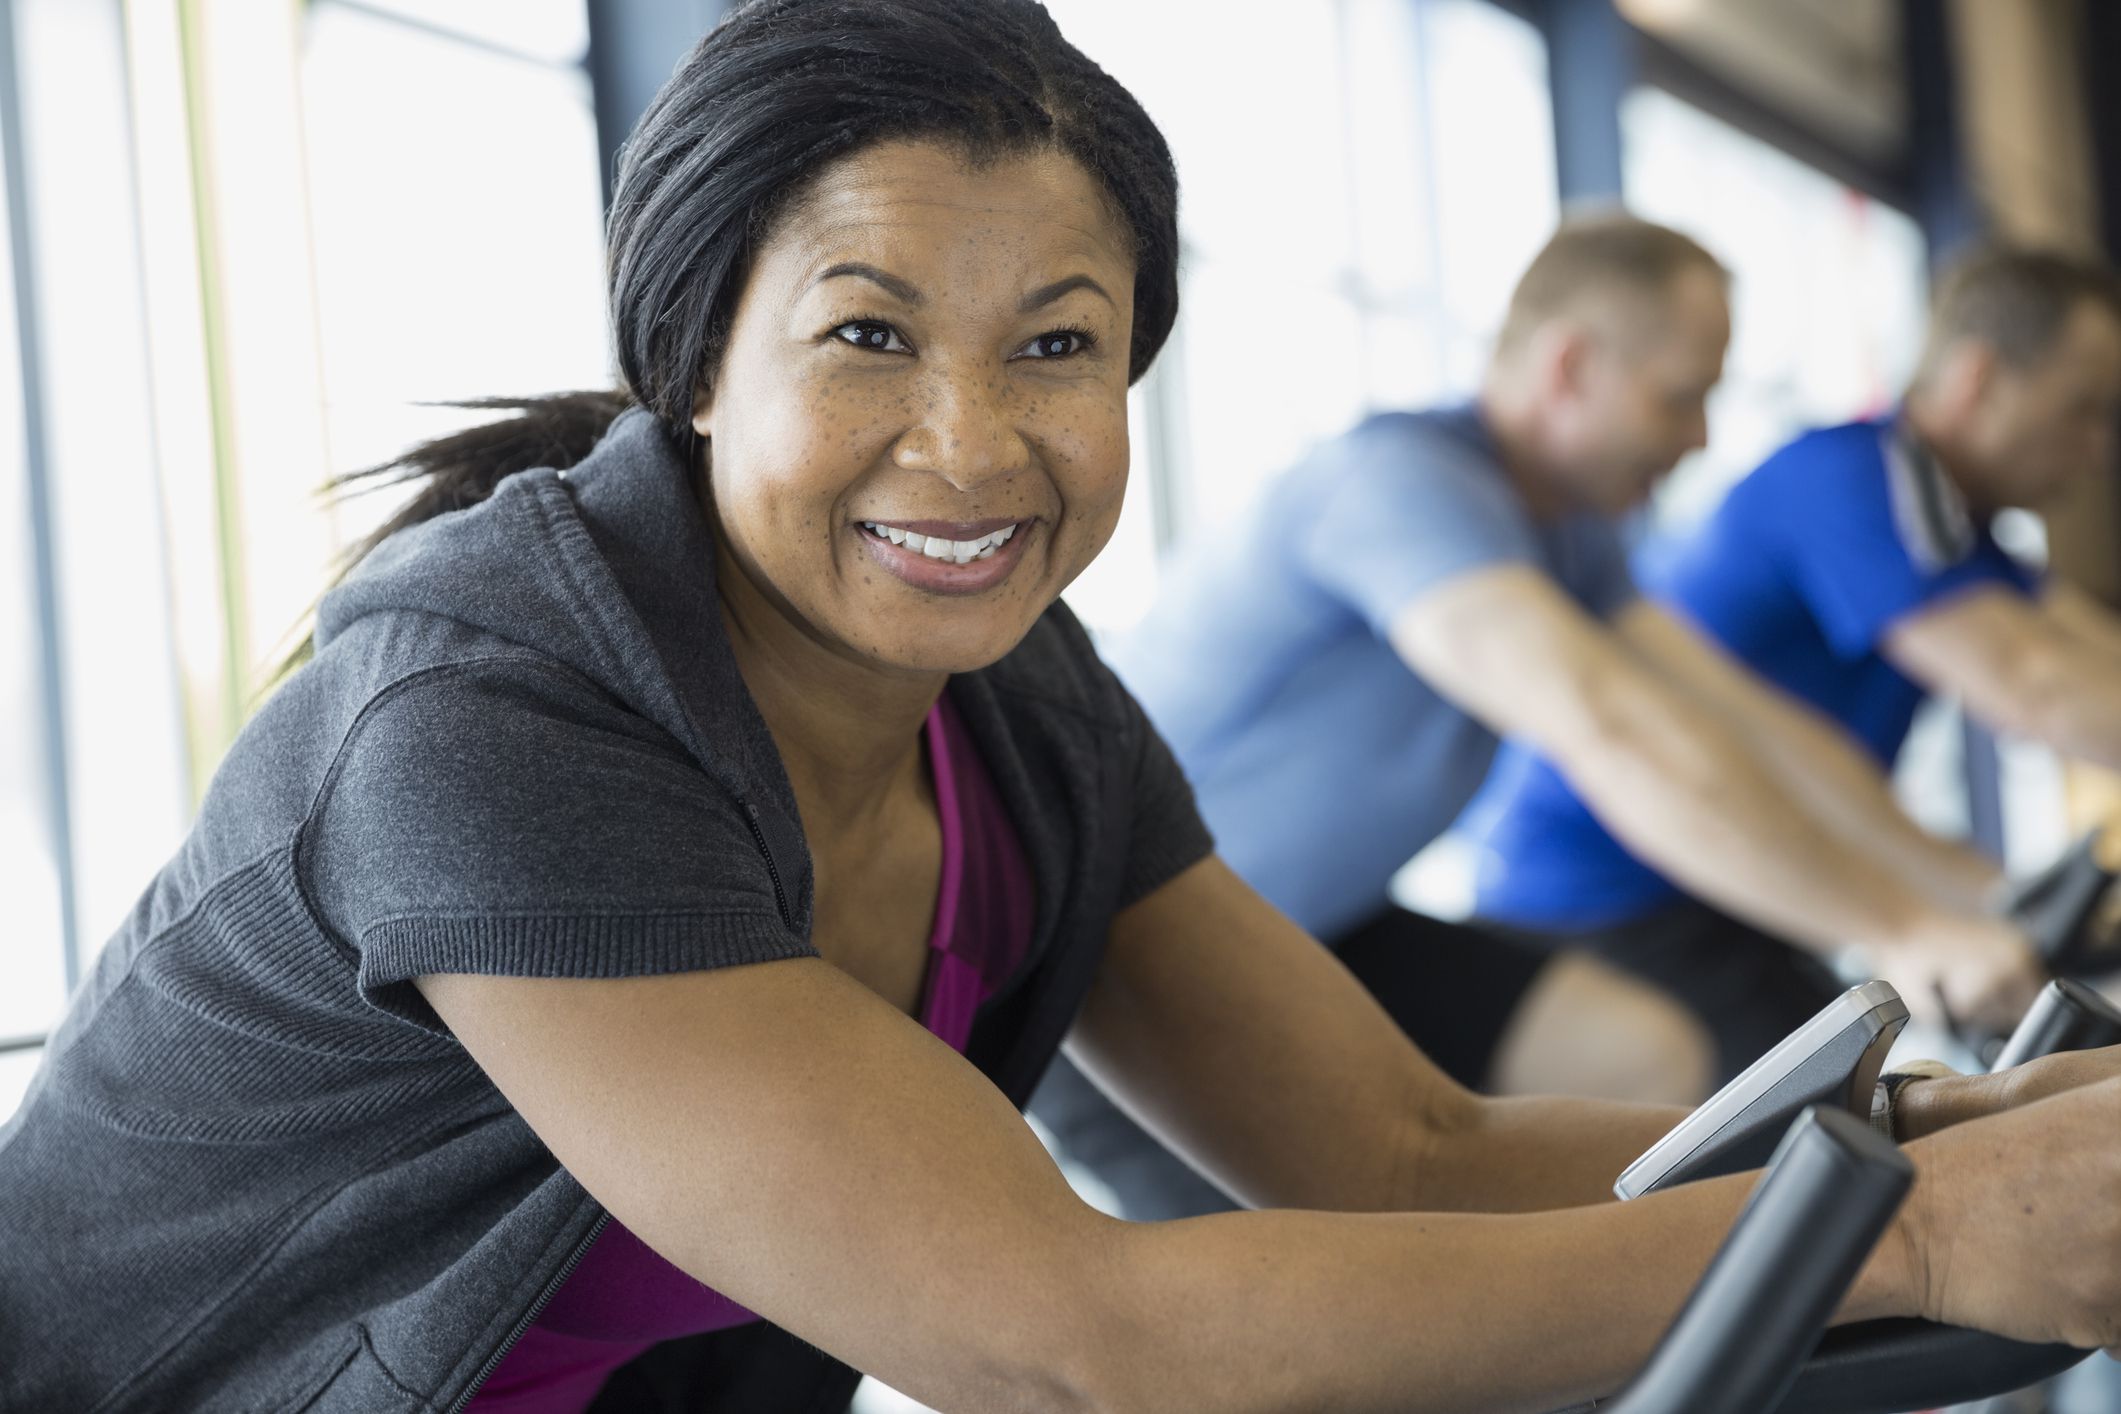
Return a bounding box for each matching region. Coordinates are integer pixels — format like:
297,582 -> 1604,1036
1715,419 -> 1893,532
1342,404 -> 1496,466
1749,419 -> 1890,489
1314,406 -> 1519,516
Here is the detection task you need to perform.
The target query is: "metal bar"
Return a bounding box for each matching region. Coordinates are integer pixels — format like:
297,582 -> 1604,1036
1962,714 -> 2008,862
1533,0 -> 1633,202
1902,0 -> 2008,861
0,1032 -> 47,1056
583,0 -> 729,211
1903,0 -> 1982,253
0,0 -> 82,997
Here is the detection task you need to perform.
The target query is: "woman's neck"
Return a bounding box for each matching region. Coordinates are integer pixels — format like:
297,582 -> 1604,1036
713,537 -> 943,834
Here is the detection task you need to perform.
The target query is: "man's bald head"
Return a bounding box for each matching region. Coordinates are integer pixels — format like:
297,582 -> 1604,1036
1495,213 -> 1729,360
1484,213 -> 1731,517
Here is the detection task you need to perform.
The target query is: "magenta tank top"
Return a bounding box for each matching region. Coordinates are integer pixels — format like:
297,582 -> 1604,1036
466,695 -> 1035,1412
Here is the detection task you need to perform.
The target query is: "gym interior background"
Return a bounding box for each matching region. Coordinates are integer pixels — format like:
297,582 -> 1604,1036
0,5 -> 2117,1401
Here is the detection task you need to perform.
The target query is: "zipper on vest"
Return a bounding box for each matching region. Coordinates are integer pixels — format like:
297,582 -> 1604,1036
742,801 -> 793,928
445,1211 -> 611,1412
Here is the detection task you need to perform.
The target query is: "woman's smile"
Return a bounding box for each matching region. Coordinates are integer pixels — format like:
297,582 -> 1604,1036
854,515 -> 1036,595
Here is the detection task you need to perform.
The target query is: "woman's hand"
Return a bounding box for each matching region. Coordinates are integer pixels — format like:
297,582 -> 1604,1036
1899,1076 -> 2121,1350
1895,1043 -> 2121,1139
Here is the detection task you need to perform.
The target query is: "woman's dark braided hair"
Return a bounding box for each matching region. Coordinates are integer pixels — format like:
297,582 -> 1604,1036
322,0 -> 1179,587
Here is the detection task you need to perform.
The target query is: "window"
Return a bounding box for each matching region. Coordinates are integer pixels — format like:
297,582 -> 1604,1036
0,0 -> 606,1125
1046,0 -> 1558,639
0,0 -> 192,1121
0,18 -> 60,1110
301,1 -> 609,512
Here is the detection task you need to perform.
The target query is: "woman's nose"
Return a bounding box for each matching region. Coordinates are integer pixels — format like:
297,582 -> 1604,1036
892,371 -> 1029,490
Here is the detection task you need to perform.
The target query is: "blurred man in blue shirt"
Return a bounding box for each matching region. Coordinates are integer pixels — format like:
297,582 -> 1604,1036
1470,248 -> 2121,1080
1034,219 -> 2050,1221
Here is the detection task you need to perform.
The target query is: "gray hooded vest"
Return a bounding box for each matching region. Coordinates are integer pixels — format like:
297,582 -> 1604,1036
0,407 -> 1211,1412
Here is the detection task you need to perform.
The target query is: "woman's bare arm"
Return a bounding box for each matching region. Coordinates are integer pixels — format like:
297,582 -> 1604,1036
414,858 -> 2121,1409
418,948 -> 1918,1413
1069,855 -> 1685,1214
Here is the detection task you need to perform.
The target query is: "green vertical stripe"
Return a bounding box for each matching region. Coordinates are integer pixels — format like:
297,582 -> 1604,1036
170,0 -> 249,782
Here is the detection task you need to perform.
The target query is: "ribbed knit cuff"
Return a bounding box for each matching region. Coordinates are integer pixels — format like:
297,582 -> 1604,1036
1116,814 -> 1216,912
359,911 -> 816,1032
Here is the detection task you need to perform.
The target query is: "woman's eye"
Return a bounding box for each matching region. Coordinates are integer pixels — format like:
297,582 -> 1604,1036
1017,330 -> 1093,360
833,321 -> 909,353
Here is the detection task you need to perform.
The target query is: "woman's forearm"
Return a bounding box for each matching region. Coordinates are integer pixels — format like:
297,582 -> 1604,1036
1087,1171 -> 1913,1414
1395,1092 -> 1690,1213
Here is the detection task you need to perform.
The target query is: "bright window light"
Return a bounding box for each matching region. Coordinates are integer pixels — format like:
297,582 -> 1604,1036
1044,0 -> 1557,638
14,0 -> 190,973
301,2 -> 610,547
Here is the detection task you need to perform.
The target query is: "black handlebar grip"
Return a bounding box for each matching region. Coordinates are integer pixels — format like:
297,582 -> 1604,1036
1991,978 -> 2121,1073
1600,1107 -> 1910,1414
1772,1318 -> 2083,1413
2007,830 -> 2118,976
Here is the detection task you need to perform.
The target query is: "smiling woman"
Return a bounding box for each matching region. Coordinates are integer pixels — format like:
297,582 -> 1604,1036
698,142 -> 1136,672
8,2 -> 2121,1413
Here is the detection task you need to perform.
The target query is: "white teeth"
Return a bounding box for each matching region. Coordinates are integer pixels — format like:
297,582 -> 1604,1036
862,521 -> 1021,564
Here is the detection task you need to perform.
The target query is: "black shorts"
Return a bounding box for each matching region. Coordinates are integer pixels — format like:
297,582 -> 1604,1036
1502,897 -> 1844,1087
1330,904 -> 1553,1091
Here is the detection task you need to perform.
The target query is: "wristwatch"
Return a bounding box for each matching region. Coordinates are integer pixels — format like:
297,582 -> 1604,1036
1869,1059 -> 1958,1141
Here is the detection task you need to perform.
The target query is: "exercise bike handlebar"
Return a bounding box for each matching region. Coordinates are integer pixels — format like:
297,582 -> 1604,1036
1991,977 -> 2121,1073
1600,1106 -> 1910,1414
1610,980 -> 2093,1412
2007,829 -> 2120,977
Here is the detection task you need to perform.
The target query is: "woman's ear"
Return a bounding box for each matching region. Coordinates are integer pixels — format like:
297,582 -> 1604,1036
691,383 -> 715,441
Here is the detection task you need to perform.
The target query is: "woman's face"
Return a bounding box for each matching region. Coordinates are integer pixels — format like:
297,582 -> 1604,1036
696,140 -> 1137,676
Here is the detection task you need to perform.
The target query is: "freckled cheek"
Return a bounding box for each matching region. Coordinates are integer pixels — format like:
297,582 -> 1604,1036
746,401 -> 901,521
1042,407 -> 1131,522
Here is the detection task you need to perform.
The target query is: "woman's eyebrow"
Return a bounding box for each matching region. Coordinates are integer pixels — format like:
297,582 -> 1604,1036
1021,274 -> 1114,312
809,264 -> 1112,313
814,262 -> 924,304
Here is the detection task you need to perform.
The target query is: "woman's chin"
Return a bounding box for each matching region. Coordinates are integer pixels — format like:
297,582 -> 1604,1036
857,614 -> 1045,678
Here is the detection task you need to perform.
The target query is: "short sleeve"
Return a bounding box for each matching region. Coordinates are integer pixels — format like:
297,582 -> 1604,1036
1295,417 -> 1542,636
1767,452 -> 2037,658
1114,683 -> 1216,910
304,659 -> 816,1030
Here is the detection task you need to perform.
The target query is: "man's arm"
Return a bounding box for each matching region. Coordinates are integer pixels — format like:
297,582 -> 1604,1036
1617,601 -> 2001,914
1389,566 -> 2040,1026
2043,580 -> 2121,659
1885,584 -> 2121,771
